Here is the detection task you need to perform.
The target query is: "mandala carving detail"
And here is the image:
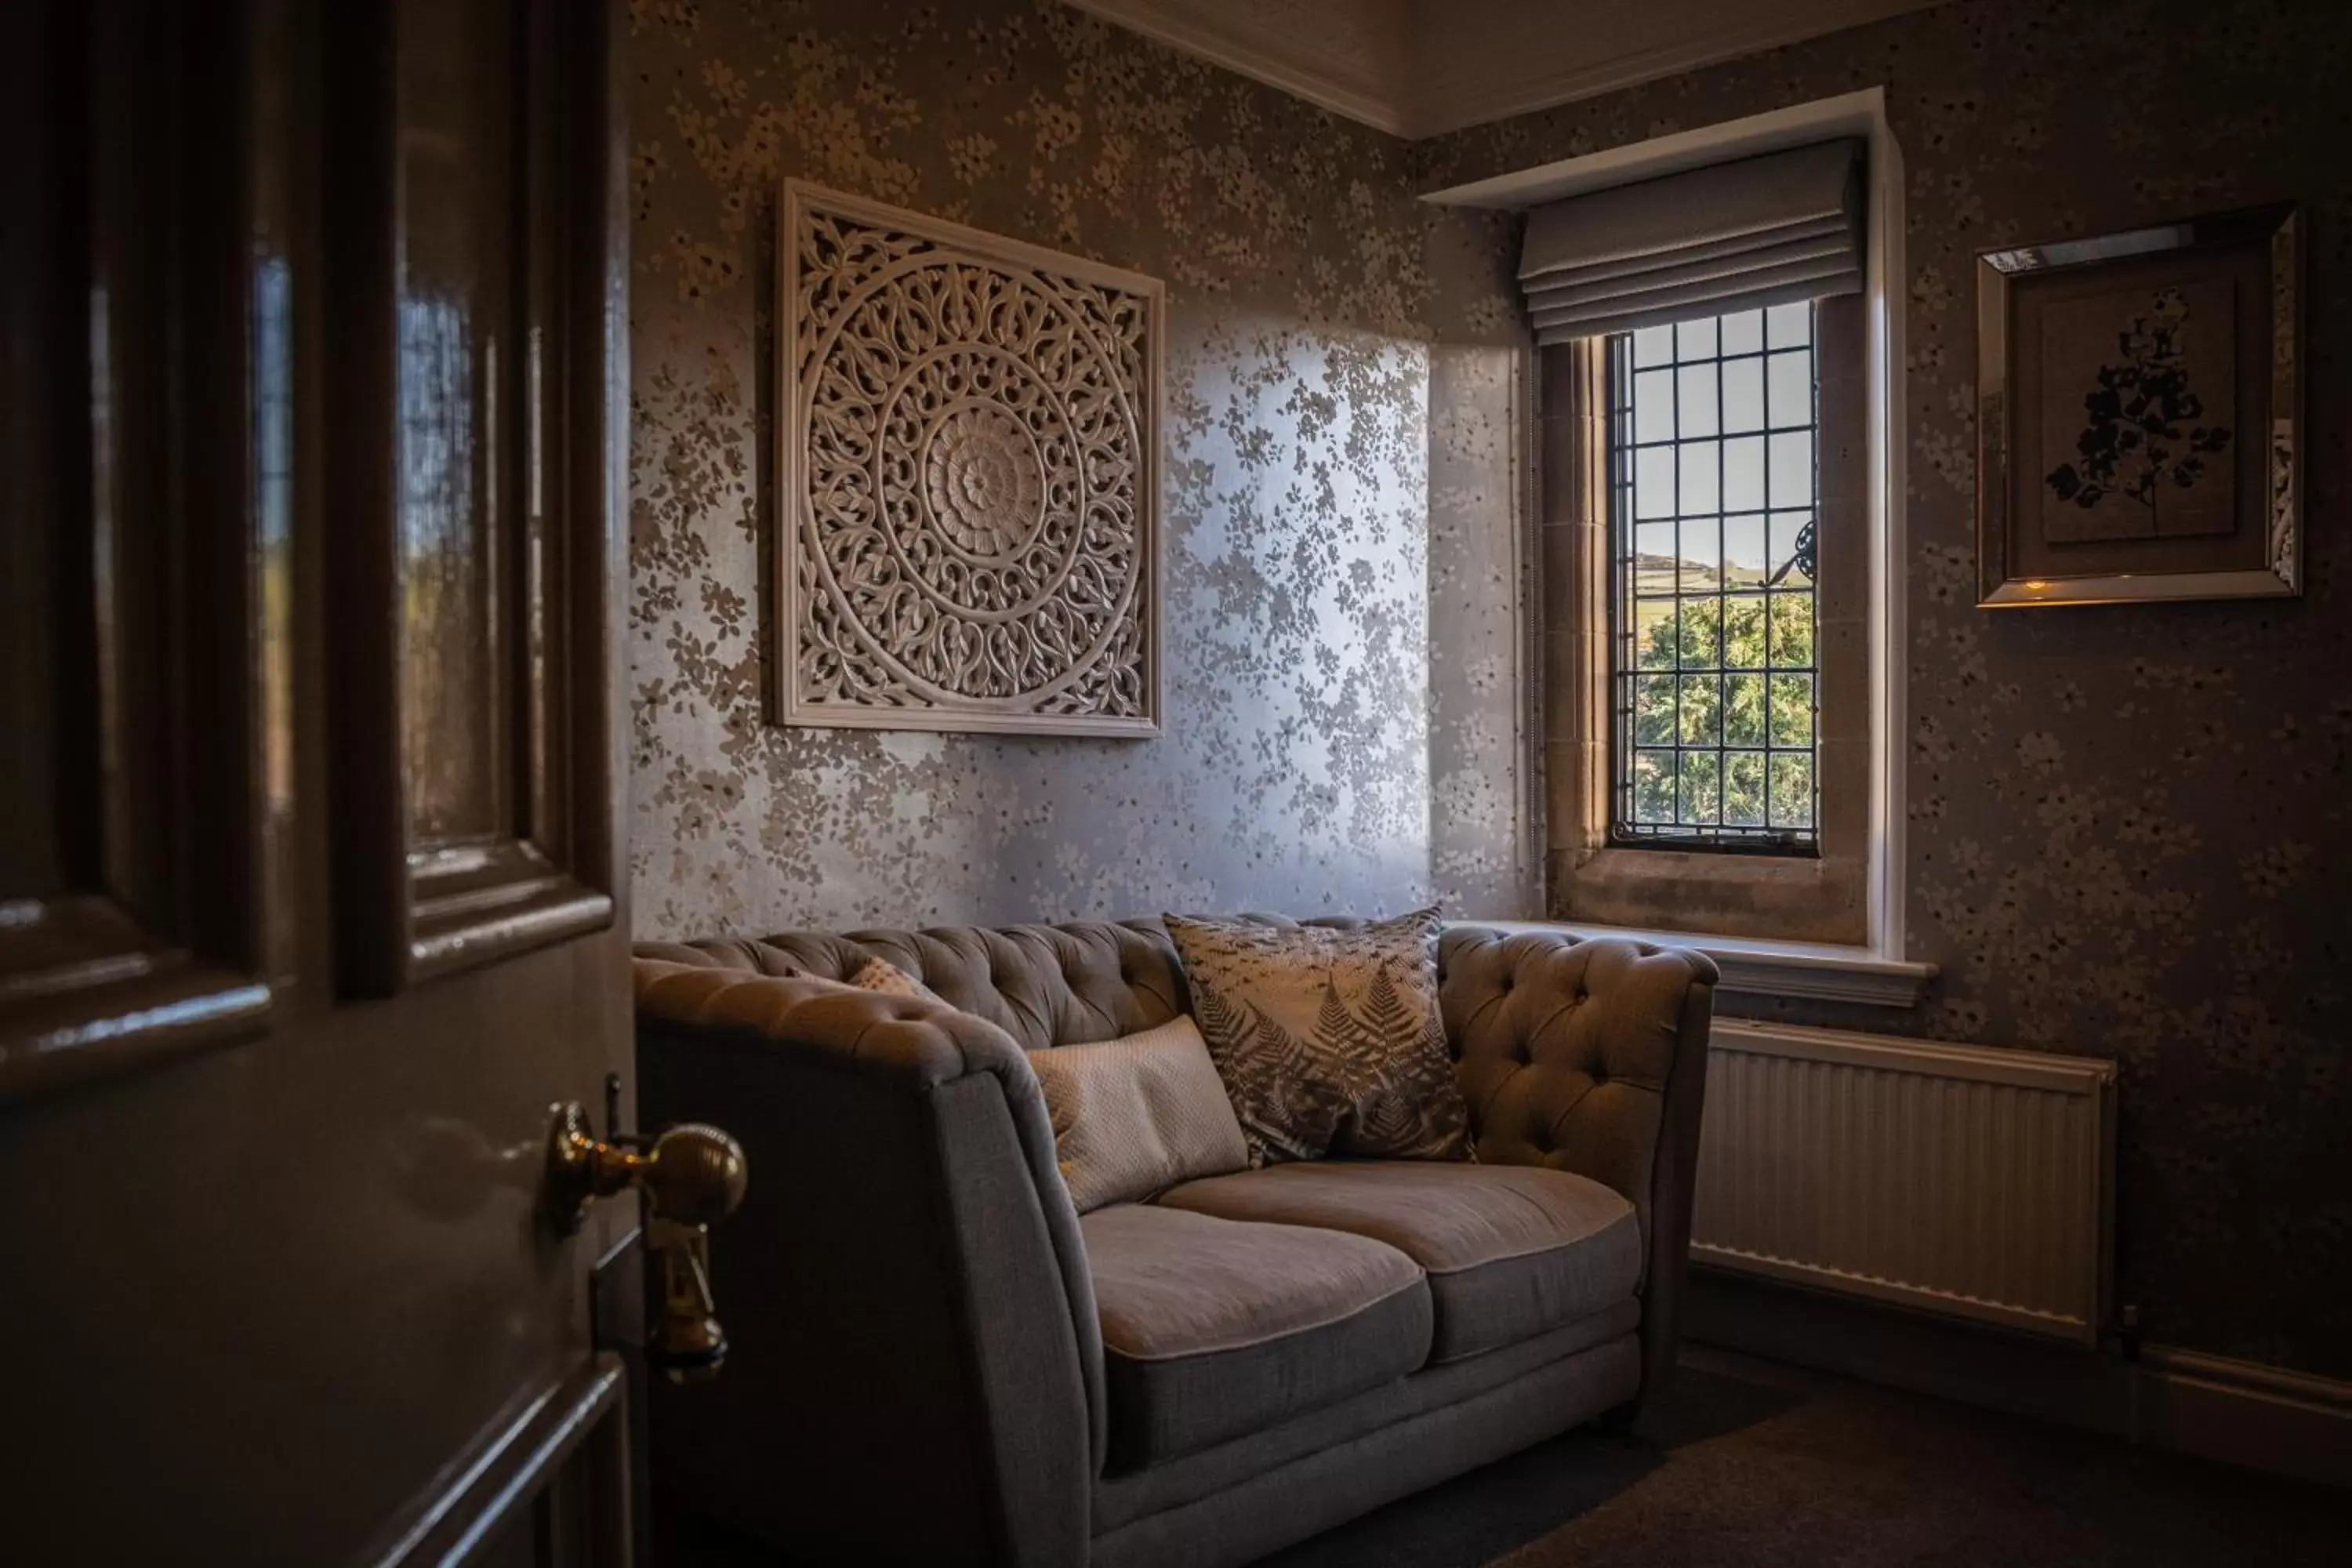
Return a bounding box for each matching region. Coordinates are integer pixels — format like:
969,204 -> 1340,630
780,182 -> 1163,734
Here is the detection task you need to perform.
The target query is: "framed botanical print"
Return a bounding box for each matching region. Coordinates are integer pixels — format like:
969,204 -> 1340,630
1975,204 -> 2300,608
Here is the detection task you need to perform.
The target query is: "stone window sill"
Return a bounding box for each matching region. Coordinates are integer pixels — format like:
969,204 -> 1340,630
1473,920 -> 1935,1009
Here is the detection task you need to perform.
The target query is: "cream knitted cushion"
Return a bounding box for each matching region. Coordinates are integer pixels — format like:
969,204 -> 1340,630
1030,1016 -> 1250,1214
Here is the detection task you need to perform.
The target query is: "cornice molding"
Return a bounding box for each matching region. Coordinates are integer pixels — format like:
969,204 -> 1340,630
1059,1 -> 1939,141
1395,0 -> 1934,137
1061,0 -> 1410,136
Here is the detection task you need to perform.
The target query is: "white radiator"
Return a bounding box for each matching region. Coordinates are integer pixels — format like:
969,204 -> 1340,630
1690,1019 -> 2117,1344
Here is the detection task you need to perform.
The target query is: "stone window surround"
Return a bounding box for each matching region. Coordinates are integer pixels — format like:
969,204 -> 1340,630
1531,303 -> 1928,1006
1436,89 -> 1929,1007
1541,298 -> 1868,944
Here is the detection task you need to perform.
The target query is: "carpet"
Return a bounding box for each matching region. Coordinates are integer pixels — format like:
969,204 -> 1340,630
1258,1348 -> 2346,1567
656,1348 -> 2347,1566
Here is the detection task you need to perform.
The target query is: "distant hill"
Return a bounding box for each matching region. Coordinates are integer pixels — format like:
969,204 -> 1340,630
1629,553 -> 1772,597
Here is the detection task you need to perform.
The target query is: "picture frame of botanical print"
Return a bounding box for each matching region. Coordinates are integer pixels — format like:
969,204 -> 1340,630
777,180 -> 1164,735
1974,203 -> 2300,608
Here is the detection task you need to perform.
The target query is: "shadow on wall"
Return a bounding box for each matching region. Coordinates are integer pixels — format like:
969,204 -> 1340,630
652,289 -> 1456,932
1427,341 -> 1532,918
626,0 -> 1530,944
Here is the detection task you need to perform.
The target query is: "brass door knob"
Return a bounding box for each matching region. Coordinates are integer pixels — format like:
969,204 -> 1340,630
640,1122 -> 750,1225
543,1101 -> 749,1384
544,1103 -> 746,1233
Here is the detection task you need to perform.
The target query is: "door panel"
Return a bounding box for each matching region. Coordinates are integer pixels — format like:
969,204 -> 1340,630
0,0 -> 273,1102
0,0 -> 639,1560
328,0 -> 615,1000
394,0 -> 514,849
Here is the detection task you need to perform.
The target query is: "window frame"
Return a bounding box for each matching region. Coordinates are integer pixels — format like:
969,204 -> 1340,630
1539,289 -> 1870,947
1605,306 -> 1825,857
1425,88 -> 1915,994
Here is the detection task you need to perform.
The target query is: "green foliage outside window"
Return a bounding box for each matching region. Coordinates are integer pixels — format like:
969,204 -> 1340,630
1611,304 -> 1820,848
1627,591 -> 1815,830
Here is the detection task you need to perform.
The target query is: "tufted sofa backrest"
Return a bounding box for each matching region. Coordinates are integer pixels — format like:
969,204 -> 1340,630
637,920 -> 1715,1194
637,920 -> 1190,1054
637,916 -> 1717,1414
638,914 -> 1379,1053
1436,927 -> 1715,1225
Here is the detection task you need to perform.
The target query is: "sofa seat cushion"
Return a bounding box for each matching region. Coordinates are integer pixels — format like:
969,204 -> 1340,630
1080,1203 -> 1432,1470
1157,1160 -> 1640,1363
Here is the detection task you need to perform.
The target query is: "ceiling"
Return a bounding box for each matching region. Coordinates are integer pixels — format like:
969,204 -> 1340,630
1062,0 -> 1937,139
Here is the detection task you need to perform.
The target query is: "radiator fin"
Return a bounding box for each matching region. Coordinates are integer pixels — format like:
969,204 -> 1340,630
1690,1022 -> 2115,1343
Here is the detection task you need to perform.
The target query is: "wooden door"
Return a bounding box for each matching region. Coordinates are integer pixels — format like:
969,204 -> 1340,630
1,0 -> 642,1560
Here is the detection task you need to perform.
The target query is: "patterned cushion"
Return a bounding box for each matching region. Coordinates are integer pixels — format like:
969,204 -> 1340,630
846,955 -> 944,1001
724,956 -> 946,1011
1032,1017 -> 1250,1213
1163,910 -> 1472,1166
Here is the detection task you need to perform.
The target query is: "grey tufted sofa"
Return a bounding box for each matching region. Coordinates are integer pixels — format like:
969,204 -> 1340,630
633,917 -> 1716,1567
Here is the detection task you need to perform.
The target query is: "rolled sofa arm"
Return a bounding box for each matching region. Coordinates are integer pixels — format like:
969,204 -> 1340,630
1436,928 -> 1717,1410
636,958 -> 1047,1094
634,960 -> 1102,1568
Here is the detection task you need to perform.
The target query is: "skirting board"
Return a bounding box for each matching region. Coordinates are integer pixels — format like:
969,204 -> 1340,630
1685,1268 -> 2352,1490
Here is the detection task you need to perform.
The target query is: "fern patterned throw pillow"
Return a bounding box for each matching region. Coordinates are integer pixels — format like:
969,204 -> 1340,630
1162,911 -> 1472,1166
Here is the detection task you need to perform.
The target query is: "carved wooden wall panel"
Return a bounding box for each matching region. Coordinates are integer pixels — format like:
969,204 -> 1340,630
779,182 -> 1163,735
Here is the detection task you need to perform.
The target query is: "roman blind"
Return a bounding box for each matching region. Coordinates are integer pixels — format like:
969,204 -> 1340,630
1518,138 -> 1864,345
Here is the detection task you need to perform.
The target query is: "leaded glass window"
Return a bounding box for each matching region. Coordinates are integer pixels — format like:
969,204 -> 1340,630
1608,303 -> 1819,852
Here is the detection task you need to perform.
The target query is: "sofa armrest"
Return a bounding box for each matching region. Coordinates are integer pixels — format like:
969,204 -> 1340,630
635,958 -> 1042,1093
1437,928 -> 1717,1410
633,960 -> 1102,1566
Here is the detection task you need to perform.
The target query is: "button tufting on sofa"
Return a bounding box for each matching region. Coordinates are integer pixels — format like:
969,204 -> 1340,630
634,917 -> 1718,1568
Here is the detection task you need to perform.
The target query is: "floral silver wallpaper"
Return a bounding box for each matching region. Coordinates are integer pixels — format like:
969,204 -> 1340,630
629,0 -> 1528,942
1416,0 -> 2350,1379
630,0 -> 2347,1378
